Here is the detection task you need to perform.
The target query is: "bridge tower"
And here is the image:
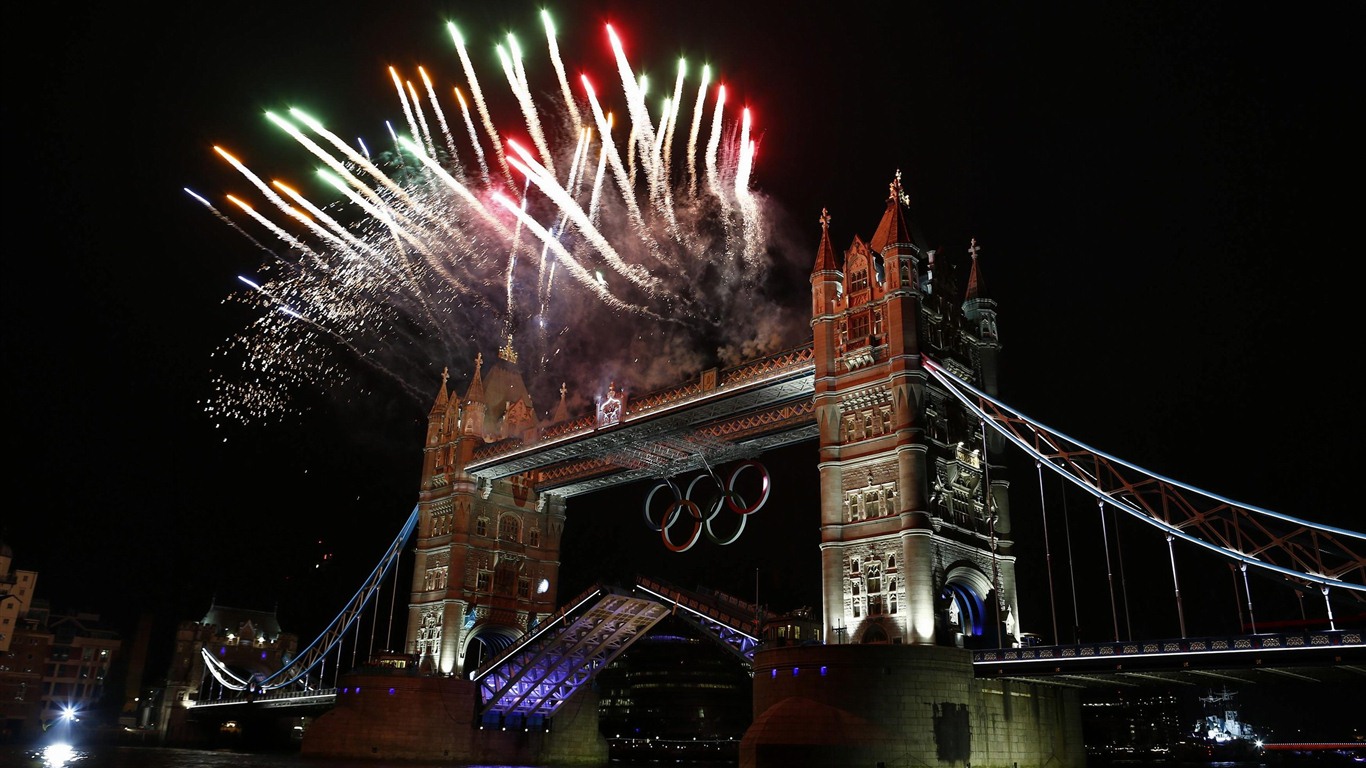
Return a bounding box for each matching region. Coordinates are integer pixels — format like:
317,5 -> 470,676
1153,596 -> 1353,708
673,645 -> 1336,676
405,338 -> 566,676
810,172 -> 1017,648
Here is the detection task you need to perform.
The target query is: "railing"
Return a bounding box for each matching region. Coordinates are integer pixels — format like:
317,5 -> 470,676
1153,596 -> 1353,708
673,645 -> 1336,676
190,687 -> 338,709
973,629 -> 1364,664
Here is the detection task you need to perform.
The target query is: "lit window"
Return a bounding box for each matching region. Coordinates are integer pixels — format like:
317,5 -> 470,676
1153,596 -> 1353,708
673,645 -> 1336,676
499,516 -> 520,542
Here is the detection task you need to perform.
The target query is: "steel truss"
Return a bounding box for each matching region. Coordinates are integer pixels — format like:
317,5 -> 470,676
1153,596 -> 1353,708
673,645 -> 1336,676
923,358 -> 1366,604
472,585 -> 670,721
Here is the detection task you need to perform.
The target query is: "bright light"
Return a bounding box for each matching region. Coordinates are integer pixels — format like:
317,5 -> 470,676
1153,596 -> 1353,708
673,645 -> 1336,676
60,705 -> 78,722
537,578 -> 550,594
42,743 -> 79,768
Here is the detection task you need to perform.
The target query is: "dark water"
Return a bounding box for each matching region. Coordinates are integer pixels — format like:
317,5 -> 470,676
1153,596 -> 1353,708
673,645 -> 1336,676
8,744 -> 1362,768
0,744 -> 714,768
1,745 -> 556,768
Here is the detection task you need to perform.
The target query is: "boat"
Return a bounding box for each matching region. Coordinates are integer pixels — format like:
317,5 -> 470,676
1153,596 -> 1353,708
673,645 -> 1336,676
1174,687 -> 1264,762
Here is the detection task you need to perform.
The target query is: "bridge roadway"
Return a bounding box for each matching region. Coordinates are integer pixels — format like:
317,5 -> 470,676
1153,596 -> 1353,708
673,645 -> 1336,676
188,596 -> 1363,723
973,629 -> 1366,688
465,344 -> 817,497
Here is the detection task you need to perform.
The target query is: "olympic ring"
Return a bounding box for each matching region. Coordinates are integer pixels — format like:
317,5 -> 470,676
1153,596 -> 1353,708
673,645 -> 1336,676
661,499 -> 704,553
643,479 -> 682,532
725,460 -> 770,515
643,461 -> 771,551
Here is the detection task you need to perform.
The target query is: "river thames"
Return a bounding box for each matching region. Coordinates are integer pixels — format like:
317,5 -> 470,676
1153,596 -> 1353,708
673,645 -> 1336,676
0,744 -> 700,768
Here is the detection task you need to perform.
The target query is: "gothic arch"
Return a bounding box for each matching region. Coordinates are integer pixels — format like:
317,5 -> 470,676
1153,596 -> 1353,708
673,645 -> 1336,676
860,621 -> 889,644
462,623 -> 522,675
940,563 -> 992,637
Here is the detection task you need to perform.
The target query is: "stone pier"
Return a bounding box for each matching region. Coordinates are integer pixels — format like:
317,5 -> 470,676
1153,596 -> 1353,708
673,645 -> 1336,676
301,669 -> 607,765
741,644 -> 1084,768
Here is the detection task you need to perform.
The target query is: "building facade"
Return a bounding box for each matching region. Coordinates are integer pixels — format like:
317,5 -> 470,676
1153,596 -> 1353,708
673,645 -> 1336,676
405,341 -> 566,676
810,172 -> 1017,648
0,542 -> 123,743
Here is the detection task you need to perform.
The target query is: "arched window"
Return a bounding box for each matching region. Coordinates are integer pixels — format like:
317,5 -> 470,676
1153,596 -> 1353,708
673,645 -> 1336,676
499,516 -> 520,542
475,517 -> 488,537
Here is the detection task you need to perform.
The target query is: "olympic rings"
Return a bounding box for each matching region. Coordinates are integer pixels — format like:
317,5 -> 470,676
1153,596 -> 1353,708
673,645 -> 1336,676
642,461 -> 771,551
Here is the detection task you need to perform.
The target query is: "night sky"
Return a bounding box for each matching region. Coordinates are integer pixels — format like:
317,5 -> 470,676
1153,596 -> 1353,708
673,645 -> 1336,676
9,0 -> 1359,698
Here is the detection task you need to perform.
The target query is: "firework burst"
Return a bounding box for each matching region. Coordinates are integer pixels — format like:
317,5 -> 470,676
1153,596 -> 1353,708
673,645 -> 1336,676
193,11 -> 795,427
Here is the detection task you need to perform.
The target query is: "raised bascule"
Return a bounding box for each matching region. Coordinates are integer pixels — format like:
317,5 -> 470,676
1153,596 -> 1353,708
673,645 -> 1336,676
291,169 -> 1366,765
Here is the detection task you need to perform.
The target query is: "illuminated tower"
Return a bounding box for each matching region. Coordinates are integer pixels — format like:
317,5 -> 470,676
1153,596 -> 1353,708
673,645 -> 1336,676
405,338 -> 566,676
810,173 -> 1016,647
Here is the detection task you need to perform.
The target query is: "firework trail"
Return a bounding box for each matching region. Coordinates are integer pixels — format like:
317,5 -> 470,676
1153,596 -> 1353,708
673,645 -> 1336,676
194,11 -> 785,428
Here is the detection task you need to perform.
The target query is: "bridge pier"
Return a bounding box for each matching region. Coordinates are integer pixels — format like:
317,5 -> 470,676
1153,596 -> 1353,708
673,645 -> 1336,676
741,644 -> 1084,768
300,669 -> 607,765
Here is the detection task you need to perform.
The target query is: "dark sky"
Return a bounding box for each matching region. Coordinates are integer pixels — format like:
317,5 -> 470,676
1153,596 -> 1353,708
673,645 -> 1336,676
9,0 -> 1360,675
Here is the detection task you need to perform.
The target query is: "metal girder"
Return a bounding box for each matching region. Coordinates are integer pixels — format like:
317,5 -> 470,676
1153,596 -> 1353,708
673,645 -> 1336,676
922,357 -> 1366,604
635,576 -> 763,664
475,588 -> 670,718
466,345 -> 816,497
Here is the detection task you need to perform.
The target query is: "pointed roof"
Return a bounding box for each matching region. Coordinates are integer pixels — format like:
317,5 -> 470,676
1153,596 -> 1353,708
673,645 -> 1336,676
867,170 -> 916,258
812,208 -> 839,273
550,382 -> 571,423
464,352 -> 486,404
484,341 -> 534,420
429,366 -> 450,414
965,238 -> 986,300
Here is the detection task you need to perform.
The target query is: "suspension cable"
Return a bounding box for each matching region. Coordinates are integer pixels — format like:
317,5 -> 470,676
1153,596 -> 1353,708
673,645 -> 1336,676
1098,498 -> 1119,642
1112,505 -> 1132,640
981,419 -> 1003,647
386,552 -> 399,652
1060,474 -> 1080,643
1240,563 -> 1257,634
1230,563 -> 1245,631
1036,460 -> 1059,644
1166,534 -> 1186,638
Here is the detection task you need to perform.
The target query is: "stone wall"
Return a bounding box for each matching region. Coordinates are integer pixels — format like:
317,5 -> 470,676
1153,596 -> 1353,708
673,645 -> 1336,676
742,644 -> 1083,768
302,670 -> 607,765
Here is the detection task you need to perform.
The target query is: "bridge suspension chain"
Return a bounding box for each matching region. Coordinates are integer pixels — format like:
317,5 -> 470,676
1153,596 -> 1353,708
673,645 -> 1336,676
922,357 -> 1366,604
211,505 -> 420,693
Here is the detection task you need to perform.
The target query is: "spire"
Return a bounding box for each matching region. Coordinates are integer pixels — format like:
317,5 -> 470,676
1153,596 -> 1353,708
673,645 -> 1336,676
429,366 -> 450,414
550,382 -> 570,423
813,208 -> 839,273
464,352 -> 486,403
965,238 -> 985,300
868,170 -> 916,258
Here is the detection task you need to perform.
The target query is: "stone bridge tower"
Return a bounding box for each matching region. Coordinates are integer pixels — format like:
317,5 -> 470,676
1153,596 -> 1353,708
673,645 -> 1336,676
810,172 -> 1015,648
405,338 -> 568,676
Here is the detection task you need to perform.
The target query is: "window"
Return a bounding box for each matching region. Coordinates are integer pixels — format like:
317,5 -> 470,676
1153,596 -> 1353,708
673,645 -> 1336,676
866,564 -> 881,594
499,516 -> 520,542
475,517 -> 488,537
528,528 -> 540,548
851,270 -> 869,293
476,571 -> 491,591
517,579 -> 531,599
849,312 -> 870,339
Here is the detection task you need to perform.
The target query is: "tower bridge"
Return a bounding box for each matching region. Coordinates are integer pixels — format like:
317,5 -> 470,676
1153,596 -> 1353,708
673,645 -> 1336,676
197,173 -> 1366,768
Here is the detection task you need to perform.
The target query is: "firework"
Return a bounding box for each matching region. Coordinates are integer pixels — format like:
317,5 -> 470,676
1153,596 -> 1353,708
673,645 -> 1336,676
192,12 -> 787,427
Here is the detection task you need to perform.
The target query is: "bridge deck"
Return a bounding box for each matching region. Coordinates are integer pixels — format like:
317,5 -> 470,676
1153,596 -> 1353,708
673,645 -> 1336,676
974,629 -> 1366,687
